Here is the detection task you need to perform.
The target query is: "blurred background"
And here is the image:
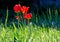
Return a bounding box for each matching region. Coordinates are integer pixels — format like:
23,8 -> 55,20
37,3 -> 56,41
0,0 -> 60,9
0,0 -> 60,13
0,0 -> 60,27
0,0 -> 60,15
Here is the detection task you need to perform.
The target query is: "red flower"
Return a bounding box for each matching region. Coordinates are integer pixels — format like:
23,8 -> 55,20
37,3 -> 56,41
15,16 -> 19,19
13,4 -> 21,13
21,6 -> 29,14
24,13 -> 32,19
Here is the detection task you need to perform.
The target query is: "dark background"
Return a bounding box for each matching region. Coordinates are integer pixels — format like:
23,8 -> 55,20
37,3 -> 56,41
0,0 -> 60,14
0,0 -> 59,18
0,0 -> 33,10
0,0 -> 60,9
0,0 -> 60,18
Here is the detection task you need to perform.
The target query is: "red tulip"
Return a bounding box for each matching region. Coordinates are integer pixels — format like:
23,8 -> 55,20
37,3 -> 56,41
13,4 -> 21,13
15,16 -> 19,19
21,6 -> 29,14
24,13 -> 32,19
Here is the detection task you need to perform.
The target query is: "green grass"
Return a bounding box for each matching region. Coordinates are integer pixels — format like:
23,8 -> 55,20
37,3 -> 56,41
0,23 -> 60,42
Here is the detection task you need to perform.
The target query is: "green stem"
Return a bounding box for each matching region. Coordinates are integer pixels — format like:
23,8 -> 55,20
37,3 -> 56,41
18,19 -> 19,28
17,13 -> 19,28
55,9 -> 58,22
28,19 -> 29,25
5,8 -> 8,27
49,8 -> 52,22
36,14 -> 38,24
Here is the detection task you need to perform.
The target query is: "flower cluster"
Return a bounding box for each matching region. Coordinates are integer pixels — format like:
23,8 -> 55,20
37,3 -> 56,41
13,4 -> 32,20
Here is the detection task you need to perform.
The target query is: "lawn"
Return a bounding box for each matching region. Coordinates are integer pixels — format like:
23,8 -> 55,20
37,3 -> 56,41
0,23 -> 60,42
